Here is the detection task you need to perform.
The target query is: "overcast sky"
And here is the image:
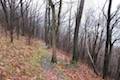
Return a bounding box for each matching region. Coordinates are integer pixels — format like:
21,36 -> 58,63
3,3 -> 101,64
33,0 -> 120,26
33,0 -> 120,43
35,0 -> 120,11
86,0 -> 120,11
33,0 -> 120,21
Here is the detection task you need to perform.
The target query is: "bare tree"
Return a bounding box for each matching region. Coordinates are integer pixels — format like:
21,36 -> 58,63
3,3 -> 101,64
72,0 -> 85,63
0,0 -> 9,36
20,0 -> 25,36
49,0 -> 57,63
44,2 -> 49,45
103,0 -> 120,78
56,0 -> 62,48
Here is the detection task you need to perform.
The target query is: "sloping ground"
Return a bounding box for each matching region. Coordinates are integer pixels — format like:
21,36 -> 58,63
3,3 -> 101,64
0,36 -> 45,80
47,49 -> 103,80
0,36 -> 103,80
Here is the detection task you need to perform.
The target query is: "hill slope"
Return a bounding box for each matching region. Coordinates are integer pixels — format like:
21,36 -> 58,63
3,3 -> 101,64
0,36 -> 103,80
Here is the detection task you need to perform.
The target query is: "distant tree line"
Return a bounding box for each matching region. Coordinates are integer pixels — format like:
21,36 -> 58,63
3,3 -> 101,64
0,0 -> 41,44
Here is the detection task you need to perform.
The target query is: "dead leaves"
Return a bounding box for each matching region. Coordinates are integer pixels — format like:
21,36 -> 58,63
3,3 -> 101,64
0,36 -> 42,80
47,48 -> 103,80
0,35 -> 103,80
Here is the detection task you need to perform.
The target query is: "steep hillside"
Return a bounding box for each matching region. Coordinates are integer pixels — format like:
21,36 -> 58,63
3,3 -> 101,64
0,35 -> 103,80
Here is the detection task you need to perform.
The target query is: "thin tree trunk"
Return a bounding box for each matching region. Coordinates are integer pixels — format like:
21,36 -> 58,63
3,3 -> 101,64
48,0 -> 51,48
86,35 -> 99,75
20,0 -> 25,36
44,4 -> 49,45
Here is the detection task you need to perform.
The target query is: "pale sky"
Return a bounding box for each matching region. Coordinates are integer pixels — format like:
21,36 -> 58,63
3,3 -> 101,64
85,0 -> 120,11
34,0 -> 120,16
35,0 -> 120,10
33,0 -> 120,43
33,0 -> 120,25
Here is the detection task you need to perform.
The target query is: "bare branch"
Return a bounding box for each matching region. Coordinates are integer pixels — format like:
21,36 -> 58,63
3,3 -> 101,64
112,38 -> 120,45
111,7 -> 120,20
111,16 -> 120,30
102,0 -> 108,20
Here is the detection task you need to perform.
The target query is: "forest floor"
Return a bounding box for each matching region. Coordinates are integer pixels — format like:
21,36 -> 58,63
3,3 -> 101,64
0,35 -> 103,80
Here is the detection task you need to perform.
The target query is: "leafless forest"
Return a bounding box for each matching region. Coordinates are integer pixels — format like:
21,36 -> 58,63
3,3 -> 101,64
0,0 -> 120,80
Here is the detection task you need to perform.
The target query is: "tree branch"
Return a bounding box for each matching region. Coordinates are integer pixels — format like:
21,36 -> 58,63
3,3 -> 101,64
102,0 -> 108,20
112,38 -> 120,45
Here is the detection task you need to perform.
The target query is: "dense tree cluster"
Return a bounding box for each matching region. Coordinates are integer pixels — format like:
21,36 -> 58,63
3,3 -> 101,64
0,0 -> 41,44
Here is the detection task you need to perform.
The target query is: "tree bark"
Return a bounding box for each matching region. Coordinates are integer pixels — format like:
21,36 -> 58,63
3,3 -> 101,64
44,4 -> 49,45
72,0 -> 85,63
103,0 -> 112,78
56,0 -> 62,48
49,0 -> 57,63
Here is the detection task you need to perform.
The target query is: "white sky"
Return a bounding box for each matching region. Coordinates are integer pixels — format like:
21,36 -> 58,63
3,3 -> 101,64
34,0 -> 120,17
33,0 -> 120,25
85,0 -> 120,11
35,0 -> 120,10
35,0 -> 120,24
33,0 -> 120,43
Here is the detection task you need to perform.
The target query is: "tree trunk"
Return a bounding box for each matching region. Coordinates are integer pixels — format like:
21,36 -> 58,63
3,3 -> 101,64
103,0 -> 112,78
20,0 -> 25,36
49,0 -> 57,63
0,0 -> 9,37
48,1 -> 52,48
72,0 -> 85,63
44,4 -> 49,45
56,0 -> 62,48
116,57 -> 120,80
